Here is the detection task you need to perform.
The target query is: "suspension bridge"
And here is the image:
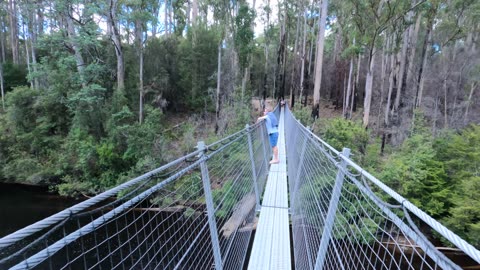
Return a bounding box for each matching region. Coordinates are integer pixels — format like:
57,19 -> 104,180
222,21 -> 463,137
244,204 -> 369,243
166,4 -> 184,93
1,105 -> 479,270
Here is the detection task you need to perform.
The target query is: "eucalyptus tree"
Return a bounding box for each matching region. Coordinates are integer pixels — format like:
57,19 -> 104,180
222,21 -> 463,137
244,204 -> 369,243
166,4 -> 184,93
312,0 -> 328,120
260,0 -> 272,102
413,1 -> 438,111
8,0 -> 19,64
346,0 -> 420,127
288,0 -> 302,108
104,0 -> 125,98
0,63 -> 4,110
235,3 -> 255,100
298,0 -> 308,107
126,0 -> 157,123
22,0 -> 40,90
0,5 -> 6,63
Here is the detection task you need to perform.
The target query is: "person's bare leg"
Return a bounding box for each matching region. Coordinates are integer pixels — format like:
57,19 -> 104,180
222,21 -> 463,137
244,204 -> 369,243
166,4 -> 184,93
270,146 -> 279,164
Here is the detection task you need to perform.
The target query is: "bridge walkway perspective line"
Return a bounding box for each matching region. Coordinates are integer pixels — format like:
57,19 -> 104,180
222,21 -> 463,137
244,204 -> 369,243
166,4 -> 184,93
247,107 -> 291,270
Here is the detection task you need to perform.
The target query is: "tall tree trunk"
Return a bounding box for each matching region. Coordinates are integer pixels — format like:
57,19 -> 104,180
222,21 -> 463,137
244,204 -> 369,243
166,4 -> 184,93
344,57 -> 354,119
262,0 -> 270,102
414,5 -> 436,109
272,62 -> 276,98
135,19 -> 144,123
276,13 -> 286,99
276,3 -> 289,100
263,39 -> 269,101
342,73 -> 347,113
186,0 -> 190,27
289,10 -> 301,108
363,48 -> 376,127
23,23 -> 33,89
191,0 -> 198,25
241,0 -> 256,102
432,95 -> 439,135
9,0 -> 19,64
351,52 -> 361,114
331,27 -> 343,101
281,30 -> 289,99
0,63 -> 4,110
405,13 -> 422,94
385,43 -> 396,126
299,11 -> 307,107
377,37 -> 389,125
241,67 -> 248,100
66,10 -> 86,88
29,9 -> 39,90
107,0 -> 125,94
312,0 -> 329,119
415,26 -> 432,109
307,14 -> 317,80
152,3 -> 159,37
166,0 -> 170,34
0,18 -> 5,63
37,1 -> 44,35
393,29 -> 409,112
443,76 -> 448,129
464,82 -> 477,125
168,2 -> 176,34
215,41 -> 222,132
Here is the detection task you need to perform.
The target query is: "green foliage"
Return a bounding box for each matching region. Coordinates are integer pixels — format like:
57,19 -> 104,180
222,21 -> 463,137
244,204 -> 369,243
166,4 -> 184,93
435,125 -> 480,247
178,121 -> 197,153
320,118 -> 370,158
178,24 -> 219,110
144,36 -> 182,108
212,178 -> 252,218
5,86 -> 39,133
1,62 -> 28,92
172,0 -> 187,35
222,102 -> 253,134
69,84 -> 107,139
292,106 -> 314,127
296,174 -> 335,225
379,129 -> 451,218
174,172 -> 203,202
235,4 -> 255,69
1,86 -> 65,184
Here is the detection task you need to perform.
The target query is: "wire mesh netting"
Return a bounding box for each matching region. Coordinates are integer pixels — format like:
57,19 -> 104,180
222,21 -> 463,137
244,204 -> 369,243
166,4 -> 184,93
284,106 -> 480,270
0,122 -> 270,270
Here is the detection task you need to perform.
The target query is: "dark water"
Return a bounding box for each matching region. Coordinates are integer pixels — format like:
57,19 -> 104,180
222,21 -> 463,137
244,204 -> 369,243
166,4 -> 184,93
0,183 -> 81,238
0,183 -> 252,269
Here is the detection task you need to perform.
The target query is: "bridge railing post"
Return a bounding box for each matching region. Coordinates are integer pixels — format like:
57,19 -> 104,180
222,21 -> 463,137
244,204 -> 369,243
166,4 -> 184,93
197,141 -> 223,270
314,147 -> 351,270
246,124 -> 261,211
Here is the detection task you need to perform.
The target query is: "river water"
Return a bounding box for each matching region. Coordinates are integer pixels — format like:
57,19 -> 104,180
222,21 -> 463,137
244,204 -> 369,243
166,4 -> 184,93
0,183 -> 82,238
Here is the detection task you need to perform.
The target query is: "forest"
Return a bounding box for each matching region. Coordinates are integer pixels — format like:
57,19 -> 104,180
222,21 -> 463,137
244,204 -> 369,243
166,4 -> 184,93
0,0 -> 479,248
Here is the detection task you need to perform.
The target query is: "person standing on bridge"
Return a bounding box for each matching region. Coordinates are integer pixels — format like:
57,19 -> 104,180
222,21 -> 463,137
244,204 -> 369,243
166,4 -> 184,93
257,105 -> 279,164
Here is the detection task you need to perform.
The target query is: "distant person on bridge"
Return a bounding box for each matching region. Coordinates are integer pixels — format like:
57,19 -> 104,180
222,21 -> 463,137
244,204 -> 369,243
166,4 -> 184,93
257,105 -> 279,164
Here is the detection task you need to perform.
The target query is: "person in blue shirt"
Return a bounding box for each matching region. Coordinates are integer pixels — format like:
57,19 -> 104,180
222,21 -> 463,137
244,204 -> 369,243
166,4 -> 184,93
257,105 -> 279,164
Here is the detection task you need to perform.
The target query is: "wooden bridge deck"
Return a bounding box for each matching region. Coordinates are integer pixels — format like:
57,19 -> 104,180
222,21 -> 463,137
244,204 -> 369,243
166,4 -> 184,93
247,108 -> 291,270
